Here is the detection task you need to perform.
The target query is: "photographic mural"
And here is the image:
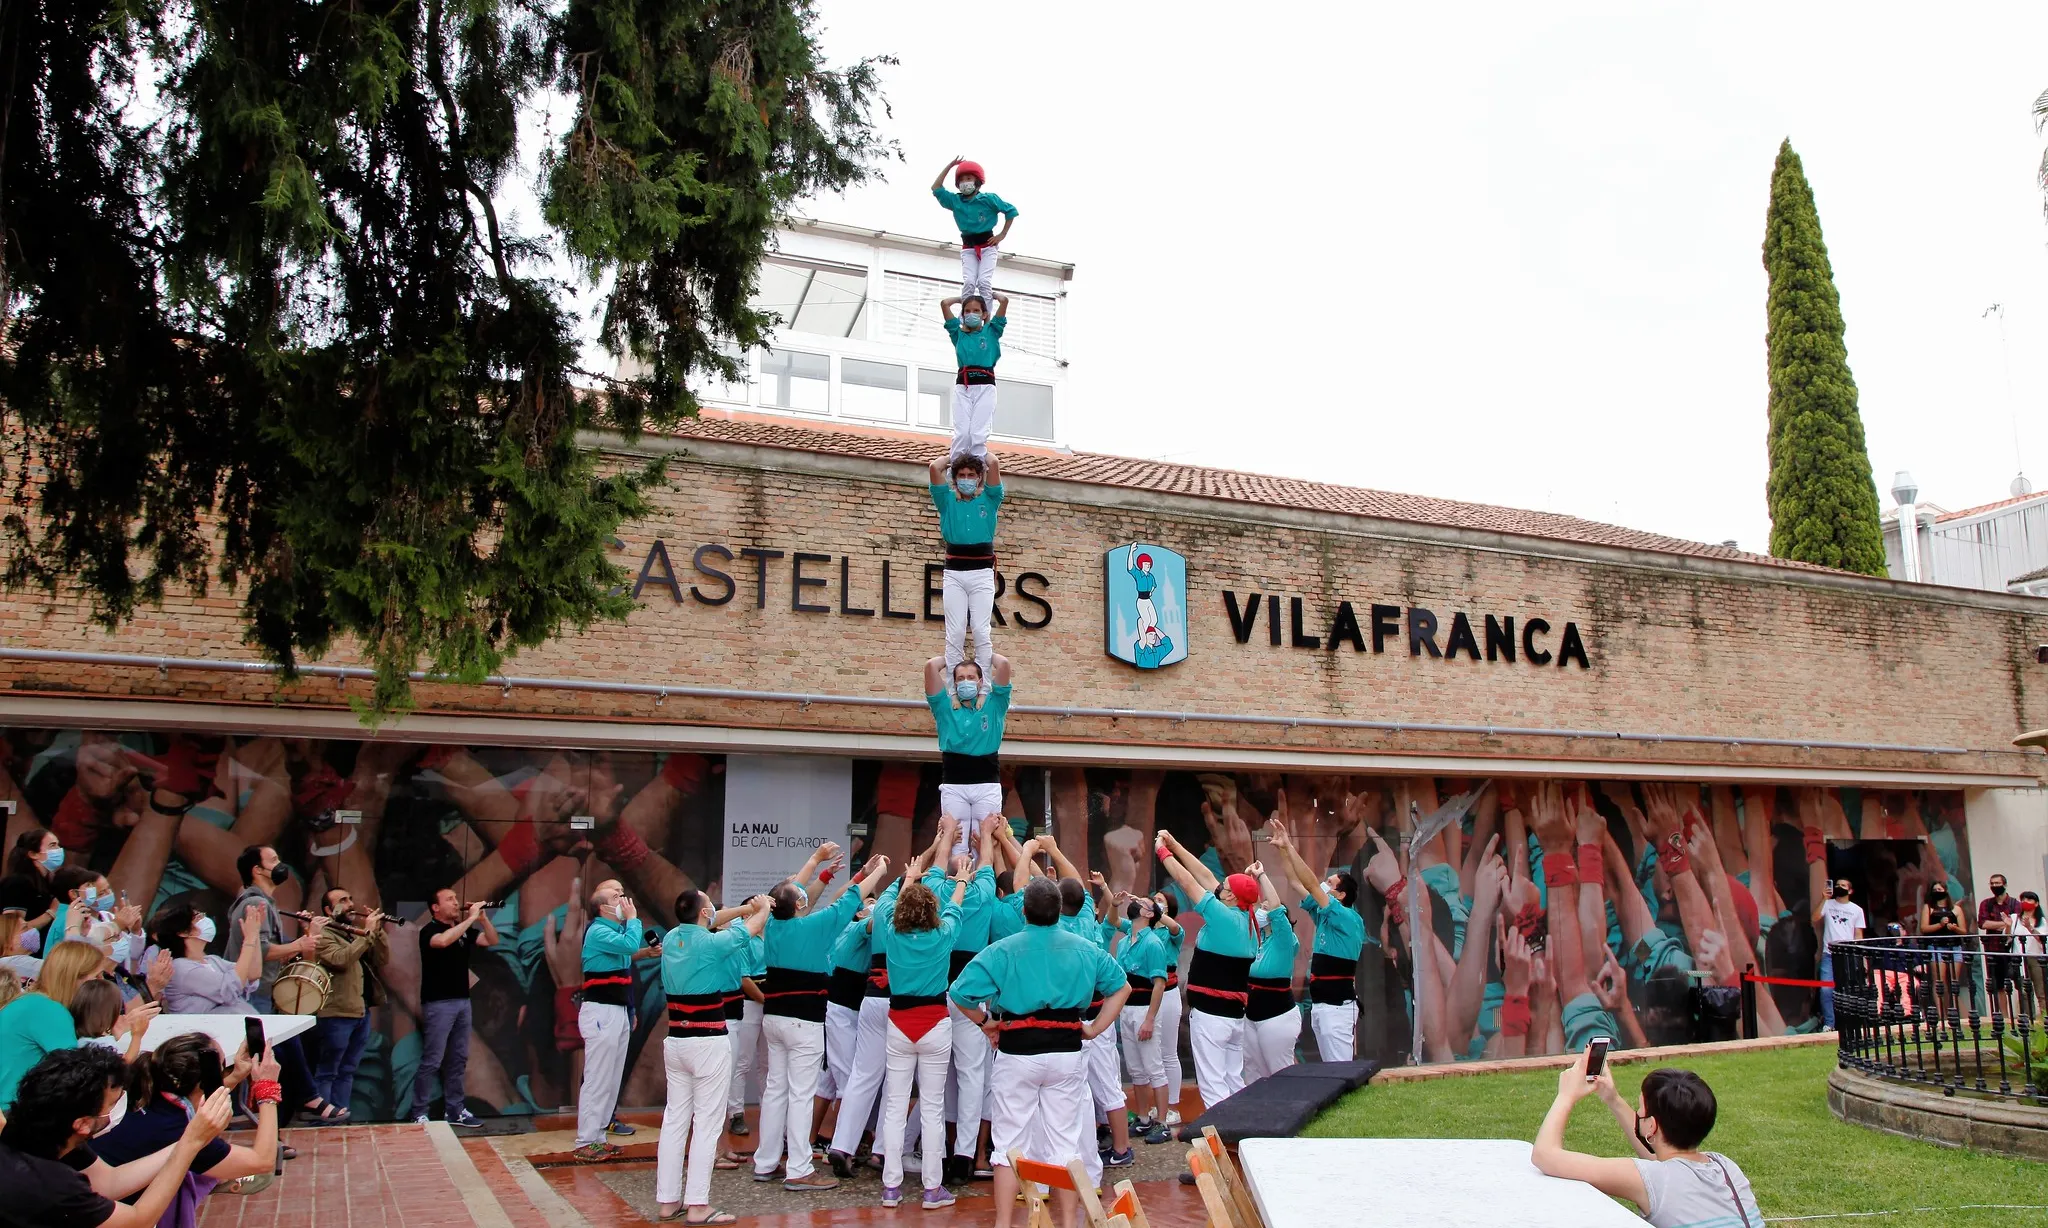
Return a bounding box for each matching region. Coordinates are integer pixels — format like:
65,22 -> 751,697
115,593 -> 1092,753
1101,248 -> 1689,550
0,729 -> 1975,1118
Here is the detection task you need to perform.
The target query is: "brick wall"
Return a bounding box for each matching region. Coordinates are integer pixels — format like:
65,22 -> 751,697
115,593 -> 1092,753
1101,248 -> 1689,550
4,442 -> 2044,782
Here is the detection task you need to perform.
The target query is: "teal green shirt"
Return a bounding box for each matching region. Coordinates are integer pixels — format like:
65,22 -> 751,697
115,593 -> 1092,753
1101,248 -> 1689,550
952,866 -> 998,953
1251,905 -> 1299,978
944,315 -> 1005,369
932,186 -> 1019,237
930,483 -> 1004,547
990,890 -> 1026,941
1302,895 -> 1367,961
1194,891 -> 1259,959
1118,926 -> 1170,983
830,915 -> 872,972
661,923 -> 755,997
766,889 -> 863,975
928,683 -> 1011,756
950,924 -> 1125,1015
581,916 -> 644,974
881,891 -> 963,998
0,994 -> 77,1111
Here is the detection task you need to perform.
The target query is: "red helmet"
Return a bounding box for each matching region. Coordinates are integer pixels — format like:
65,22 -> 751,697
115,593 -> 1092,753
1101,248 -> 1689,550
955,160 -> 986,186
1136,553 -> 1153,568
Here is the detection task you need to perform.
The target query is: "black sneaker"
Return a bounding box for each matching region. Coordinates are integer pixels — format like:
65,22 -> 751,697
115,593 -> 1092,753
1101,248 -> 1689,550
942,1156 -> 970,1186
1104,1148 -> 1134,1168
728,1112 -> 750,1136
828,1149 -> 855,1180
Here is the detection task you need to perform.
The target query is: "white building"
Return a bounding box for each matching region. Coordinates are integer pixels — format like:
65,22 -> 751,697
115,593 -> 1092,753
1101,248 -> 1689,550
1882,470 -> 2048,596
681,218 -> 1073,448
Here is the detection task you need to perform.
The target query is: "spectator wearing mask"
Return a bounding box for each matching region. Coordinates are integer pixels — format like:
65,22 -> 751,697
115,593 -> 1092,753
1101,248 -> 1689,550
93,1033 -> 285,1227
0,912 -> 44,984
2015,892 -> 2046,1010
0,829 -> 66,940
1978,874 -> 2021,1017
0,939 -> 105,1110
50,866 -> 104,946
1533,1052 -> 1763,1228
223,845 -> 324,1014
67,979 -> 153,1131
410,888 -> 498,1128
1816,878 -> 1864,1030
0,1046 -> 232,1228
1919,884 -> 1967,1018
311,888 -> 389,1123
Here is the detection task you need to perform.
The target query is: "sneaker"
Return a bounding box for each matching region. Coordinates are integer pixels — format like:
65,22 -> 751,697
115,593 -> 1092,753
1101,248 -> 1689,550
449,1111 -> 485,1129
828,1150 -> 856,1180
785,1173 -> 840,1192
922,1188 -> 956,1210
411,1113 -> 430,1126
1164,1108 -> 1182,1126
571,1142 -> 620,1163
881,1185 -> 903,1208
753,1165 -> 779,1182
728,1112 -> 750,1136
972,1162 -> 995,1180
1129,1115 -> 1156,1134
1143,1123 -> 1173,1145
1104,1148 -> 1134,1169
606,1118 -> 636,1137
941,1156 -> 969,1186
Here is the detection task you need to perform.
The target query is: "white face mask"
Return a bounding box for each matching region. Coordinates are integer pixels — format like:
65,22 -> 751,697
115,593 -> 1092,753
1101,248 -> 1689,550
193,916 -> 217,945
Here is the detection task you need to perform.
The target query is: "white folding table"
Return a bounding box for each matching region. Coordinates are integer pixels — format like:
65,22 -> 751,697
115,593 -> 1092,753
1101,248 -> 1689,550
1236,1137 -> 1647,1228
139,1014 -> 317,1055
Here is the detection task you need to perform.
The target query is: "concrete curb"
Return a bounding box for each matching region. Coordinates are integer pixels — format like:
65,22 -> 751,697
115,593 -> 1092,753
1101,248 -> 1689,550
1827,1066 -> 2048,1162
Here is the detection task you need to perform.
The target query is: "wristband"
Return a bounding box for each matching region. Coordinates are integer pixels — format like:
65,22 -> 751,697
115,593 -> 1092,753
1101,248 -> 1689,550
660,753 -> 707,794
1384,877 -> 1407,916
249,1079 -> 283,1107
1155,844 -> 1173,863
1575,844 -> 1603,886
1499,994 -> 1532,1036
595,823 -> 653,872
817,866 -> 835,885
496,821 -> 544,881
1658,832 -> 1691,877
416,745 -> 457,772
874,763 -> 920,820
1541,855 -> 1578,888
1802,825 -> 1827,865
554,986 -> 584,1051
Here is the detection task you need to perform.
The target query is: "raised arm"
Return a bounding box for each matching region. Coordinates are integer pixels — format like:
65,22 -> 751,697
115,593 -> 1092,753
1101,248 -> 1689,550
939,295 -> 961,323
1041,830 -> 1082,882
924,654 -> 949,695
1266,816 -> 1328,909
929,453 -> 950,483
1153,833 -> 1204,901
932,155 -> 961,193
989,652 -> 1011,686
992,293 -> 1009,319
1159,829 -> 1219,894
983,450 -> 1002,487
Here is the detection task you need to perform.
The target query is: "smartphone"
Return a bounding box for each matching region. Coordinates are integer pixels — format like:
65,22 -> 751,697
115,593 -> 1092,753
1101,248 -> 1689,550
197,1048 -> 225,1095
244,1016 -> 268,1062
1585,1036 -> 1613,1082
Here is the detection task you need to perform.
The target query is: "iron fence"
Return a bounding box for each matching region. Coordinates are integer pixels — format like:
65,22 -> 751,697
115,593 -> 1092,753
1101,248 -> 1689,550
1831,936 -> 2045,1106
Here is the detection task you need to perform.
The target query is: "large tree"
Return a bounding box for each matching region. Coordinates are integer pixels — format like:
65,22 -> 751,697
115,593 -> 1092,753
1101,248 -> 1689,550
0,0 -> 892,715
1761,139 -> 1886,577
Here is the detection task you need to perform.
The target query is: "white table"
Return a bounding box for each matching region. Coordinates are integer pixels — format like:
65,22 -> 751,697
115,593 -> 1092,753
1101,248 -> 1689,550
139,1014 -> 316,1054
1236,1138 -> 1645,1228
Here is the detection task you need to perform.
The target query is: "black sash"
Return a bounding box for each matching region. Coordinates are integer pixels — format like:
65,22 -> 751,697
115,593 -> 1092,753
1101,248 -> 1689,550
960,230 -> 996,247
581,970 -> 630,1006
828,967 -> 867,1011
889,992 -> 948,1012
956,365 -> 996,387
941,752 -> 1000,785
762,967 -> 831,1022
1125,971 -> 1157,1006
949,949 -> 977,981
1186,949 -> 1254,1018
1247,975 -> 1295,1022
1307,952 -> 1359,1005
944,542 -> 996,572
995,1006 -> 1085,1055
667,993 -> 728,1037
722,990 -> 745,1020
865,952 -> 891,998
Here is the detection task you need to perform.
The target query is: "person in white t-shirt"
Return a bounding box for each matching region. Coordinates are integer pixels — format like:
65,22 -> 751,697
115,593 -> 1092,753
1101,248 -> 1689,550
1533,1049 -> 1763,1228
1817,879 -> 1864,1031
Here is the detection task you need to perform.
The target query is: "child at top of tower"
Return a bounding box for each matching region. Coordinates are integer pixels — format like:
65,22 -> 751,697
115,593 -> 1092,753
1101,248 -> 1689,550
932,156 -> 1018,302
940,292 -> 1008,464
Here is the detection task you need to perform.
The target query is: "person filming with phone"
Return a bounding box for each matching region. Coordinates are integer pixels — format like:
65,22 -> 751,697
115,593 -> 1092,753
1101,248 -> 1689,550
1532,1040 -> 1763,1228
92,1032 -> 286,1221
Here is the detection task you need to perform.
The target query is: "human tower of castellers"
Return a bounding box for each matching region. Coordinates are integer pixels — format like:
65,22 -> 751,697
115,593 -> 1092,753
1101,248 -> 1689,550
574,160 -> 1370,1226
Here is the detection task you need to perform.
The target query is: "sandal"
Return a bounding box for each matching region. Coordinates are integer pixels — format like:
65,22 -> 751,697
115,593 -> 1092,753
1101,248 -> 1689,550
301,1099 -> 348,1123
280,1145 -> 299,1161
713,1152 -> 742,1171
680,1212 -> 736,1226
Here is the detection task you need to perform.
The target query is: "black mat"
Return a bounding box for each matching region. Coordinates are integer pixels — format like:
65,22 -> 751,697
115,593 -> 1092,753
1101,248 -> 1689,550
1184,1060 -> 1378,1143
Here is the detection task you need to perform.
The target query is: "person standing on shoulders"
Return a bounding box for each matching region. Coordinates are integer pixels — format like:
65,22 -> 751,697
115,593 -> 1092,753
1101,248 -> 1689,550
411,889 -> 498,1127
929,450 -> 1004,687
925,653 -> 1013,862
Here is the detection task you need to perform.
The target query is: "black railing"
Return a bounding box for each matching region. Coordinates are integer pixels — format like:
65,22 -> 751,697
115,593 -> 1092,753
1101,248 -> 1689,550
1831,936 -> 2045,1106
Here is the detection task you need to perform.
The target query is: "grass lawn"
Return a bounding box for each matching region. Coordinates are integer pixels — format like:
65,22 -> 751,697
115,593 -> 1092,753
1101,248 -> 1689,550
1305,1045 -> 2045,1222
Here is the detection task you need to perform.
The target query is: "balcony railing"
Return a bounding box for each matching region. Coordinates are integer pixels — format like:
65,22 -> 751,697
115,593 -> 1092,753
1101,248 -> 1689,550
1831,936 -> 2045,1106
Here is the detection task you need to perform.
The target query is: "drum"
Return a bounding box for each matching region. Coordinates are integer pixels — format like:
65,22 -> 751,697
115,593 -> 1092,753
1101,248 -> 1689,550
271,959 -> 331,1015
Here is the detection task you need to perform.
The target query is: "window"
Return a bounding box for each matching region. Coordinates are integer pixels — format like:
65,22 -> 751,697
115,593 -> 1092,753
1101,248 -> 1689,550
917,369 -> 954,427
994,380 -> 1054,440
693,344 -> 751,406
879,272 -> 1060,361
755,259 -> 870,339
842,359 -> 908,422
760,348 -> 829,412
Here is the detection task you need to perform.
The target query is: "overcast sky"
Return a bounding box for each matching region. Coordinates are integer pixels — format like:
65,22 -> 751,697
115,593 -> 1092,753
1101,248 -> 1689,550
777,2 -> 2048,552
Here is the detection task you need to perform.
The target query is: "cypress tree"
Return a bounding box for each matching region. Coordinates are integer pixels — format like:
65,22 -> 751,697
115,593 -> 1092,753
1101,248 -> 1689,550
1762,140 -> 1887,576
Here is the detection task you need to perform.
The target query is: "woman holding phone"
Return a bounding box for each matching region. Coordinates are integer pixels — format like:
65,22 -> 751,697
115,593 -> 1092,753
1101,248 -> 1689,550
93,1033 -> 286,1222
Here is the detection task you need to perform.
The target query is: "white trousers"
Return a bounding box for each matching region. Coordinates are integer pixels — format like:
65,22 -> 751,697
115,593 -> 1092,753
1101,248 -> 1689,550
1241,1010 -> 1301,1082
1084,1026 -> 1124,1115
828,996 -> 891,1155
942,569 -> 996,683
951,384 -> 996,463
938,782 -> 1003,860
882,1021 -> 952,1190
1135,594 -> 1158,634
1156,987 -> 1185,1106
822,1001 -> 858,1101
755,1015 -> 825,1180
575,1001 -> 631,1146
1309,1000 -> 1357,1063
1117,1003 -> 1166,1090
987,1050 -> 1089,1177
656,1034 -> 733,1207
959,245 -> 999,302
947,1002 -> 992,1157
1189,1009 -> 1245,1110
726,998 -> 763,1115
